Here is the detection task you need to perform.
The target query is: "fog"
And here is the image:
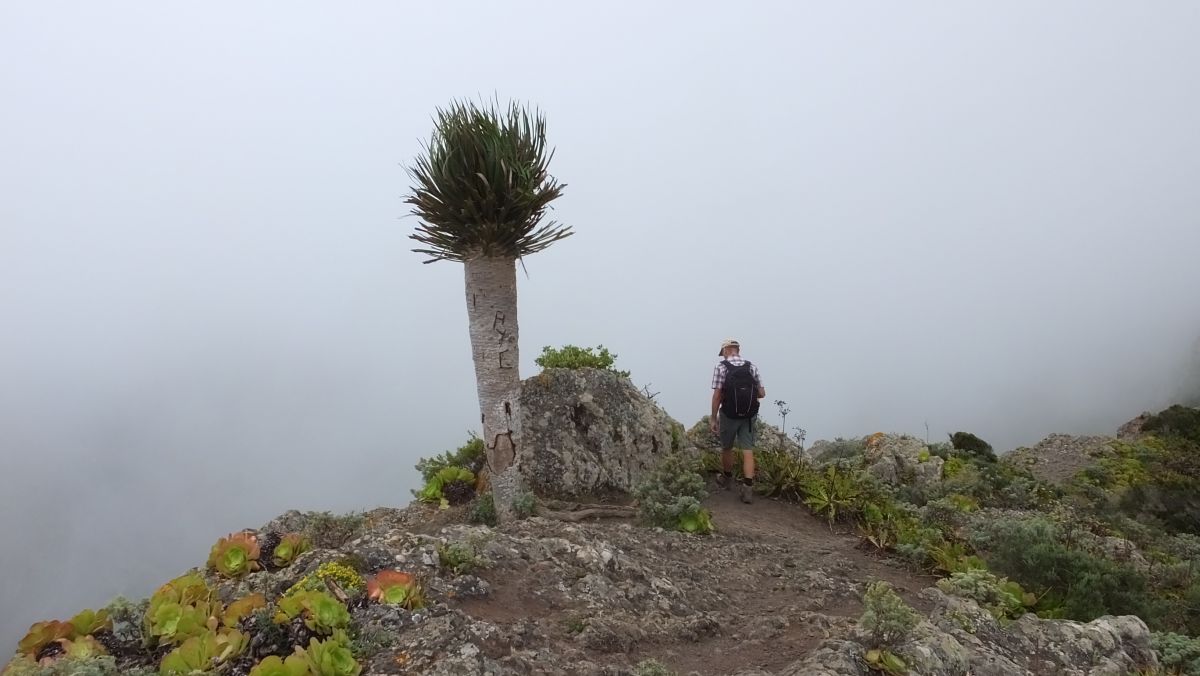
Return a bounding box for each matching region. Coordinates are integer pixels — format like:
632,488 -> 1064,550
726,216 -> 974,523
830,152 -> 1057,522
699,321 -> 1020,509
2,0 -> 1199,652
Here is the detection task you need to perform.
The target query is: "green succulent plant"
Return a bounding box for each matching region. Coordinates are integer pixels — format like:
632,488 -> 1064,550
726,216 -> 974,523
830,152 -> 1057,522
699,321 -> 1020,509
207,531 -> 262,579
222,594 -> 267,628
159,629 -> 248,675
274,590 -> 350,635
249,654 -> 311,676
300,632 -> 361,676
416,466 -> 476,506
678,507 -> 714,534
67,609 -> 111,638
272,534 -> 311,568
147,600 -> 221,645
864,648 -> 908,675
17,621 -> 74,656
59,635 -> 108,660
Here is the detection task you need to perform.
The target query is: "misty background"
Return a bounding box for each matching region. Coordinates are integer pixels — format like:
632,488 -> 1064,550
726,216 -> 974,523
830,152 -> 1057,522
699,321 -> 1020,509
2,0 -> 1199,653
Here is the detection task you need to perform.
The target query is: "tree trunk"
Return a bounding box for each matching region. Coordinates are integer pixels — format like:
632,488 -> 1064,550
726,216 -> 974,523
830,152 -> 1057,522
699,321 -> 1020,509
463,256 -> 522,478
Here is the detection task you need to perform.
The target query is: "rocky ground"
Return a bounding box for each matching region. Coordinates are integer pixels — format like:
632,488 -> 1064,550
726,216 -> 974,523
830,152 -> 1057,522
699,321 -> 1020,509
208,478 -> 1156,676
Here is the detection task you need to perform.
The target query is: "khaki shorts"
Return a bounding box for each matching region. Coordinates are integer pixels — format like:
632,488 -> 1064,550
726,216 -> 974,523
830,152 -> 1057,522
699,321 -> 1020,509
719,413 -> 756,450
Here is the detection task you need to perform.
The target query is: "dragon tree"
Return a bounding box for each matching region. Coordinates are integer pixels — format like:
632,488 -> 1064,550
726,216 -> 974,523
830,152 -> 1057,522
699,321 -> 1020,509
405,99 -> 571,515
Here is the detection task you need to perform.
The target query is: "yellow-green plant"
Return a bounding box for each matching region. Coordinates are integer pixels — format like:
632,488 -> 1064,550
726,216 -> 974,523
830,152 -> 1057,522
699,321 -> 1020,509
67,609 -> 111,637
222,594 -> 267,628
275,590 -> 351,635
417,466 -> 476,506
286,562 -> 365,597
298,632 -> 361,676
144,573 -> 220,646
159,629 -> 248,675
803,465 -> 863,527
17,621 -> 74,656
249,654 -> 310,676
207,531 -> 262,579
864,648 -> 908,674
272,534 -> 311,568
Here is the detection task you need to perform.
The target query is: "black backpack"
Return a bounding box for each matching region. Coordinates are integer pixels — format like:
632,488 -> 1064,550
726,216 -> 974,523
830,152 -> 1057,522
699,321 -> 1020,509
721,360 -> 760,419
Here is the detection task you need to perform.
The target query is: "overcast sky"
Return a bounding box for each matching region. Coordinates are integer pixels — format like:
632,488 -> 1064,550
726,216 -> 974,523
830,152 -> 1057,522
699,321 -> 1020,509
2,0 -> 1199,652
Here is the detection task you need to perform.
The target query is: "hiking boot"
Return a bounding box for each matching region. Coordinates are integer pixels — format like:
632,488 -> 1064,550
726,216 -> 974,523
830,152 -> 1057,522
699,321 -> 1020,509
715,473 -> 732,491
740,483 -> 754,504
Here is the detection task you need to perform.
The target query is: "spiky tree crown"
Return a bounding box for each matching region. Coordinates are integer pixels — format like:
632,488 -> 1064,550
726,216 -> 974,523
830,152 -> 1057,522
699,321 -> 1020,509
405,99 -> 571,263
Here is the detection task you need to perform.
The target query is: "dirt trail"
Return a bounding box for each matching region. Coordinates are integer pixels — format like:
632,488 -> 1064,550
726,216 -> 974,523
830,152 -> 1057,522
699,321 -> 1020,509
456,488 -> 935,675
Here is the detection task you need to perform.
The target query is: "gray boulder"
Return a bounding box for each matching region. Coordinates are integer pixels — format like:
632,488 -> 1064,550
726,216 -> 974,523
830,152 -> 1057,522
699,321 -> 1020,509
863,434 -> 943,488
1004,434 -> 1116,485
514,368 -> 687,497
780,588 -> 1156,676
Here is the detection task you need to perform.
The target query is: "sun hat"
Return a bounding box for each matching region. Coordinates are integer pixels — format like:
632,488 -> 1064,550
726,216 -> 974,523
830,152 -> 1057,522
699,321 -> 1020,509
718,338 -> 740,355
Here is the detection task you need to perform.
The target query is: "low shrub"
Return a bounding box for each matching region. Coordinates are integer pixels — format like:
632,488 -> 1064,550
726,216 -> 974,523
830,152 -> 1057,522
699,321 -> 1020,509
1151,632 -> 1200,676
968,515 -> 1151,622
468,493 -> 498,526
303,512 -> 365,550
535,344 -> 630,378
949,431 -> 996,462
634,453 -> 713,534
936,568 -> 1033,619
860,581 -> 919,646
415,433 -> 486,482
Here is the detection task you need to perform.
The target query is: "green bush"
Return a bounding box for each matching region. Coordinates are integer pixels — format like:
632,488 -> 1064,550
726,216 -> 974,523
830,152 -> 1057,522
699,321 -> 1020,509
949,431 -> 996,462
1152,632 -> 1200,675
468,493 -> 498,526
936,568 -> 1031,619
634,453 -> 712,534
415,433 -> 486,482
860,581 -> 920,647
535,344 -> 630,378
512,490 -> 537,519
752,448 -> 816,501
437,542 -> 479,574
967,516 -> 1151,622
1142,405 -> 1200,444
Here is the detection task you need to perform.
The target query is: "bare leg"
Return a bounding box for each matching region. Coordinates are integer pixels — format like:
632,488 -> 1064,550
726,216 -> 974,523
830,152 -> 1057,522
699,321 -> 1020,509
721,449 -> 736,475
742,449 -> 755,480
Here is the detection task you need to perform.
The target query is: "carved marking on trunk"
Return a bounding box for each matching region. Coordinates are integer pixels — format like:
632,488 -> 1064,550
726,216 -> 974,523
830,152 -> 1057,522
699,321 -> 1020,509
498,349 -> 515,369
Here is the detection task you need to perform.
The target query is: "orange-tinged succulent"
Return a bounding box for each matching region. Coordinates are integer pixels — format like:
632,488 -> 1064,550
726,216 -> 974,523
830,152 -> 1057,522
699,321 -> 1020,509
366,570 -> 425,609
17,621 -> 74,656
207,531 -> 262,579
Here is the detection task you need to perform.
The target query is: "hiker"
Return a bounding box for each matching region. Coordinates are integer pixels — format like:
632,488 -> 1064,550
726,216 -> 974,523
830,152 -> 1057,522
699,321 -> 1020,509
710,338 -> 765,503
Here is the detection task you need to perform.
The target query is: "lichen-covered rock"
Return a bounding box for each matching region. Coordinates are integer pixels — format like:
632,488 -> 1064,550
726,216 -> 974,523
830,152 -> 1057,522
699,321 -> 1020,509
1117,413 -> 1153,441
1005,434 -> 1116,485
862,434 -> 943,489
515,368 -> 687,497
783,588 -> 1156,676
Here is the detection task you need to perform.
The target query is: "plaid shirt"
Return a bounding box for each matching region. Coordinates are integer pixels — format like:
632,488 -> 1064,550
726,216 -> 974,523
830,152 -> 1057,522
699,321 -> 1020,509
711,356 -> 763,390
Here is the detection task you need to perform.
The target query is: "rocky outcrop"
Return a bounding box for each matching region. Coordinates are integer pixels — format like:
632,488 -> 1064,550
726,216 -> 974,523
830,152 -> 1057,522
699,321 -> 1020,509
1117,413 -> 1152,441
514,368 -> 687,498
863,433 -> 943,489
783,588 -> 1156,676
1004,434 -> 1116,485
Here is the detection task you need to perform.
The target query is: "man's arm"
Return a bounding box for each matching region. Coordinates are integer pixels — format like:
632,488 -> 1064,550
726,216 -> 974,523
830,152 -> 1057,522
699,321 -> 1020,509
711,389 -> 722,420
